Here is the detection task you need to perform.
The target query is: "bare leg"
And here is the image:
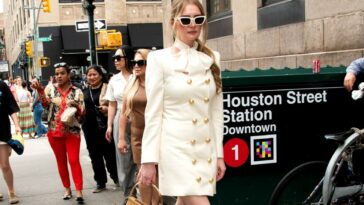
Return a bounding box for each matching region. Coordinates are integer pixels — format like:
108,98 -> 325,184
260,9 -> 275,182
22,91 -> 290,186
76,190 -> 83,198
178,196 -> 210,205
175,197 -> 185,205
0,145 -> 14,193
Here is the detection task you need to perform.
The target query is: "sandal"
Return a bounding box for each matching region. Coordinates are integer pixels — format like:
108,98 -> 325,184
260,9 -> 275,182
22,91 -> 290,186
76,196 -> 84,204
62,192 -> 72,200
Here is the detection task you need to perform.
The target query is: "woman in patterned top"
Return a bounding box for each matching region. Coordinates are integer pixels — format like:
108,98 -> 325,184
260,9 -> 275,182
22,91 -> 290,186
32,62 -> 85,204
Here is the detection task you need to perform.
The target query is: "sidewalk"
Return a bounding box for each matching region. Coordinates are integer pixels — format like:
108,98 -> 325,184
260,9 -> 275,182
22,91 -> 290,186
3,123 -> 124,205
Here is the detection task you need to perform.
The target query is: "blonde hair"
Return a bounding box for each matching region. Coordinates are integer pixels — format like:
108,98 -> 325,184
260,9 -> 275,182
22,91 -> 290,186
123,49 -> 151,117
170,0 -> 222,93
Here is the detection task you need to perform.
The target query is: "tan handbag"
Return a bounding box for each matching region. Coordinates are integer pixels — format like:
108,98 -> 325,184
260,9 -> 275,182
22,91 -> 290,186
60,107 -> 78,127
126,183 -> 163,205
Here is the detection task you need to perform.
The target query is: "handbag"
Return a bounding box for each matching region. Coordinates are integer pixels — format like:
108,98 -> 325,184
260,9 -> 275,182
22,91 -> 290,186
126,183 -> 163,205
89,88 -> 107,129
95,108 -> 107,129
61,107 -> 78,126
7,133 -> 25,155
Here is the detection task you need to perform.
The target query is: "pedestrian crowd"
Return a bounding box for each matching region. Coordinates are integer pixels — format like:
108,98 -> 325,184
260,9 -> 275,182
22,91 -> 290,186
0,0 -> 226,205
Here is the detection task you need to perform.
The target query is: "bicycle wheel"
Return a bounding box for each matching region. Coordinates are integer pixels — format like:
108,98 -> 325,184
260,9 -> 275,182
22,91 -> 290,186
269,161 -> 327,205
323,131 -> 363,204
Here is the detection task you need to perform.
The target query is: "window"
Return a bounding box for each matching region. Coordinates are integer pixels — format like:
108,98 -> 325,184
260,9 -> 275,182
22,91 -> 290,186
258,0 -> 305,29
262,0 -> 286,6
206,0 -> 232,39
207,0 -> 230,18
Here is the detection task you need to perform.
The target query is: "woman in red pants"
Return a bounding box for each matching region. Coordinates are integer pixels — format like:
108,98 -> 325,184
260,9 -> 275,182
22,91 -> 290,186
33,62 -> 85,204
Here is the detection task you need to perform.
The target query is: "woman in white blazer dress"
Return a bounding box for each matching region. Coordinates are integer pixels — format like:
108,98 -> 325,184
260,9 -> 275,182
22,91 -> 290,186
139,0 -> 226,204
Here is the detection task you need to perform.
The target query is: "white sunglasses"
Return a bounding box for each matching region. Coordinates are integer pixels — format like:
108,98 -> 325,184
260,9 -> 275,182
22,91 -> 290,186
175,16 -> 206,26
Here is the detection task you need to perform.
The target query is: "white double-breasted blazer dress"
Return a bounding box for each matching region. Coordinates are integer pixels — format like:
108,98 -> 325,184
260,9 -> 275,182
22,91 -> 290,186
141,39 -> 224,196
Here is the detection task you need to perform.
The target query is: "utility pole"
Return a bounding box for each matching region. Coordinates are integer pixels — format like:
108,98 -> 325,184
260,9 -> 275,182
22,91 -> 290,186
32,0 -> 38,78
24,0 -> 42,79
83,0 -> 97,65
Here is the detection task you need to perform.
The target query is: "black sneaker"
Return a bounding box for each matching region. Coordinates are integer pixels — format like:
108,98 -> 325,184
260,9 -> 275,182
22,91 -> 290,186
92,184 -> 106,193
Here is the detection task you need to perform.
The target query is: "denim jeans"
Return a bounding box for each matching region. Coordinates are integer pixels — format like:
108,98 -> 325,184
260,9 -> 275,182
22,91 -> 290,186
33,103 -> 48,136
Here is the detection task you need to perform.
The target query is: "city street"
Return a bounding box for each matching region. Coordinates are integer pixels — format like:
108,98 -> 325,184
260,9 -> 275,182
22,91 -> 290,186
3,123 -> 123,205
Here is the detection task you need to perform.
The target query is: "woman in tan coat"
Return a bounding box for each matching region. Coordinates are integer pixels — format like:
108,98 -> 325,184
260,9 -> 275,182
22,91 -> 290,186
119,49 -> 159,205
138,0 -> 226,205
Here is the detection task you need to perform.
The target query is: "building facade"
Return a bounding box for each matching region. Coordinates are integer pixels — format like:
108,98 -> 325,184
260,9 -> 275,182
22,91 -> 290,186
4,0 -> 364,81
4,0 -> 163,82
188,0 -> 364,71
0,13 -> 9,80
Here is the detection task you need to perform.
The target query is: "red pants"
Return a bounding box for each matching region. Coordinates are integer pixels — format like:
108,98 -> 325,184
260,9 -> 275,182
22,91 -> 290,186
48,136 -> 83,190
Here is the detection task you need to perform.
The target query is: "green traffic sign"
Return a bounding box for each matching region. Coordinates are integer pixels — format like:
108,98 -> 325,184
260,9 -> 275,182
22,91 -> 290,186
38,34 -> 52,42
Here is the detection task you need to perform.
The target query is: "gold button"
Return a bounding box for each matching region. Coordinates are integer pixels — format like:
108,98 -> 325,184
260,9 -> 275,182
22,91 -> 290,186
205,138 -> 211,143
192,118 -> 197,124
209,178 -> 214,183
187,79 -> 192,84
204,97 -> 209,103
190,139 -> 196,145
205,79 -> 210,84
192,159 -> 197,165
189,99 -> 195,104
207,158 -> 212,164
204,118 -> 209,123
196,176 -> 201,183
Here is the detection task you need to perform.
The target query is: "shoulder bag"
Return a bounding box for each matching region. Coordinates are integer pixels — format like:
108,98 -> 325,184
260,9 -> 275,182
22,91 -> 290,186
126,183 -> 163,205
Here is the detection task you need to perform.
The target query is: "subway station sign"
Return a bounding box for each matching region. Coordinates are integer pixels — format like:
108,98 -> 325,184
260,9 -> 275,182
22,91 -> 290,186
222,85 -> 364,175
210,68 -> 364,205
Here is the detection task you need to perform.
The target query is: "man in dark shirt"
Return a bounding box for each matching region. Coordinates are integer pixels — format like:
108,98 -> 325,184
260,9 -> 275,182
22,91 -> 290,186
0,80 -> 21,204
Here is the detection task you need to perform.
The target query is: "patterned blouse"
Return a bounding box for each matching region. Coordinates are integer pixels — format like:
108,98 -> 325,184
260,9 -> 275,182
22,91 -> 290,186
38,84 -> 85,138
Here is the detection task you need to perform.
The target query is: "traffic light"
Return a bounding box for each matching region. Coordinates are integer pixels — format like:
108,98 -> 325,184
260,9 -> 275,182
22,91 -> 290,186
25,40 -> 33,57
39,57 -> 50,67
42,0 -> 51,13
97,30 -> 108,47
96,30 -> 122,49
107,32 -> 122,47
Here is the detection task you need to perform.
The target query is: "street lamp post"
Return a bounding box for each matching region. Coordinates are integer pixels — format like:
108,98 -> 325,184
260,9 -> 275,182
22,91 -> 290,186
83,0 -> 97,65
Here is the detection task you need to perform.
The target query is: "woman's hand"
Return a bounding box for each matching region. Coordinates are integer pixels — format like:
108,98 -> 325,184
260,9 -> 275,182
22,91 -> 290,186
118,139 -> 128,154
31,81 -> 43,90
105,126 -> 112,142
67,100 -> 78,107
137,163 -> 157,186
216,158 -> 226,182
14,125 -> 21,135
99,105 -> 108,115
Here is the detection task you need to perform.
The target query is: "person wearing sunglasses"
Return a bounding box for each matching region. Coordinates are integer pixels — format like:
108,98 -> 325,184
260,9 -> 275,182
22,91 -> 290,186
138,0 -> 226,205
32,62 -> 86,203
104,45 -> 137,201
118,49 -> 160,205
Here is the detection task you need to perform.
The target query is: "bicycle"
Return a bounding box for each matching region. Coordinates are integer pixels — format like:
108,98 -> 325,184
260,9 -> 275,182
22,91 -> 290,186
269,127 -> 364,205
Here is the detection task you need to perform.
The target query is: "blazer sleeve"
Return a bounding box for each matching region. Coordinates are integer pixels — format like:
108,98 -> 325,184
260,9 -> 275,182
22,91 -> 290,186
211,51 -> 224,158
141,51 -> 164,164
104,78 -> 115,101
